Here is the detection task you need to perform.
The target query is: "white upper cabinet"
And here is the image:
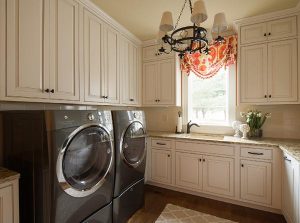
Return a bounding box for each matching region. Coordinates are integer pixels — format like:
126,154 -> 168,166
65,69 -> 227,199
49,0 -> 80,101
83,10 -> 120,104
119,35 -> 141,106
267,39 -> 298,102
6,0 -> 50,99
241,23 -> 268,45
143,45 -> 174,61
83,9 -> 105,103
143,58 -> 179,106
240,16 -> 297,45
240,44 -> 268,103
238,15 -> 299,105
103,25 -> 119,104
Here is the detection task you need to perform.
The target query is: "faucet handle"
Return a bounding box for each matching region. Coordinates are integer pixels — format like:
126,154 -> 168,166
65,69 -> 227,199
188,120 -> 192,125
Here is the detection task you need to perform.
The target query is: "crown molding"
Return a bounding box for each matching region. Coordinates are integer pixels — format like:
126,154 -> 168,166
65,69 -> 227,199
79,0 -> 142,46
234,5 -> 300,26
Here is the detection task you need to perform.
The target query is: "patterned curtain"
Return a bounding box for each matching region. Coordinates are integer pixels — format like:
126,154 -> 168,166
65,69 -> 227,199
180,35 -> 238,78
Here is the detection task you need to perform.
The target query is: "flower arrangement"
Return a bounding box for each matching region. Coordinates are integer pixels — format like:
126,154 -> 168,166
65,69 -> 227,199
240,110 -> 271,138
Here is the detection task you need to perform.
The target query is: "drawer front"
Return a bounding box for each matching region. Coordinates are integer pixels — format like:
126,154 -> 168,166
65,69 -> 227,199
241,147 -> 273,160
175,141 -> 235,156
152,138 -> 172,149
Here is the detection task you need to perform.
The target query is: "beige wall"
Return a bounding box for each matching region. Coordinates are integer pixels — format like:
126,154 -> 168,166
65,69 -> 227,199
144,105 -> 300,140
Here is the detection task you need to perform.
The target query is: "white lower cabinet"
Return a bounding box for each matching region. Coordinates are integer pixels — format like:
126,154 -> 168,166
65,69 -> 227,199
282,153 -> 299,223
0,179 -> 19,223
202,156 -> 234,197
151,149 -> 172,185
240,160 -> 272,205
175,152 -> 202,190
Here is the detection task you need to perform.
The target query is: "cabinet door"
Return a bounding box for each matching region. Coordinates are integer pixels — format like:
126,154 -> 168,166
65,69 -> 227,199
240,160 -> 272,205
267,17 -> 297,41
103,25 -> 119,104
120,37 -> 140,105
175,152 -> 202,190
0,185 -> 14,223
6,0 -> 50,99
83,9 -> 105,103
202,156 -> 234,197
240,23 -> 267,45
267,39 -> 298,102
151,149 -> 172,185
157,59 -> 175,105
282,154 -> 299,223
143,62 -> 158,105
49,0 -> 80,101
240,44 -> 268,103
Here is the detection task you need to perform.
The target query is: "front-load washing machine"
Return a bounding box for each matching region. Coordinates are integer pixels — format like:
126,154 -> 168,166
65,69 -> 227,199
112,110 -> 147,223
2,110 -> 114,223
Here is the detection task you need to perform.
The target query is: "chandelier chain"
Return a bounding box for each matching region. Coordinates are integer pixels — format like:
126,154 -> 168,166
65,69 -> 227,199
174,0 -> 188,30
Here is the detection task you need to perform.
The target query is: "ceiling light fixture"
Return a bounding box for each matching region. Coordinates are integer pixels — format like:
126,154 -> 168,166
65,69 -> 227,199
158,0 -> 228,58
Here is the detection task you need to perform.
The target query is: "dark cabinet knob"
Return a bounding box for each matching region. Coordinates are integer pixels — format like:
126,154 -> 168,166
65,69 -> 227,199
167,154 -> 170,157
45,89 -> 50,93
199,159 -> 202,162
130,99 -> 134,102
264,33 -> 267,36
50,89 -> 54,93
264,95 -> 267,98
203,159 -> 205,162
268,32 -> 271,36
269,95 -> 272,98
241,164 -> 244,167
157,99 -> 160,102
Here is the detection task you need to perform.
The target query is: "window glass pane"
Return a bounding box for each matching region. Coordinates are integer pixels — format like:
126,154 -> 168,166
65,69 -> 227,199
189,67 -> 229,124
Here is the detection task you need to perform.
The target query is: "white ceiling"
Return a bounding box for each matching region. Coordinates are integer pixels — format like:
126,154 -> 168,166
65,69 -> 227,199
91,0 -> 300,41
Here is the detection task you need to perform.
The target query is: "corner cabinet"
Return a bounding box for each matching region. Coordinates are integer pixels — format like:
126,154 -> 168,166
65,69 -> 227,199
238,15 -> 299,105
142,44 -> 181,107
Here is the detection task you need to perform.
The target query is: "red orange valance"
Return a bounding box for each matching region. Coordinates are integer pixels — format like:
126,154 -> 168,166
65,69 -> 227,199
180,35 -> 238,78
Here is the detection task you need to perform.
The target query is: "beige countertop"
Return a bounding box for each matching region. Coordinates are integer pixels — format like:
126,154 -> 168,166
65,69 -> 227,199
148,131 -> 300,162
0,167 -> 20,184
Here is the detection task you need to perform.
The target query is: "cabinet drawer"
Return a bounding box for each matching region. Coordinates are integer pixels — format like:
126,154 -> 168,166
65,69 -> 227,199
152,138 -> 172,149
241,147 -> 273,160
176,141 -> 235,156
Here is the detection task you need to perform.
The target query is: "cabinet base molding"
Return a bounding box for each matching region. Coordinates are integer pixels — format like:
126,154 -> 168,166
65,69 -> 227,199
146,181 -> 282,215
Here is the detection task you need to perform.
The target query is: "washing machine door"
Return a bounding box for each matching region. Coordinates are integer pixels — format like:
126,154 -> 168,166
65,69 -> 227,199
56,124 -> 113,197
121,121 -> 146,168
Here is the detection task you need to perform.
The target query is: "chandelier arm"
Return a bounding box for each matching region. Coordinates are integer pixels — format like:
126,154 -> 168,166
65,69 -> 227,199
188,0 -> 193,13
174,0 -> 188,30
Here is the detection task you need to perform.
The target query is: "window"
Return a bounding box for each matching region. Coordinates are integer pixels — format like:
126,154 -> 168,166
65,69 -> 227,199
183,65 -> 236,133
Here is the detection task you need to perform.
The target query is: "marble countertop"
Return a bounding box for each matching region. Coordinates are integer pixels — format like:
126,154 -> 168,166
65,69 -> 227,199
0,167 -> 20,184
148,131 -> 300,162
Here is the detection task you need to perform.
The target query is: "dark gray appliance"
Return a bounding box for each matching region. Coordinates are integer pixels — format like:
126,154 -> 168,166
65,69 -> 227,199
2,110 -> 114,223
112,110 -> 147,223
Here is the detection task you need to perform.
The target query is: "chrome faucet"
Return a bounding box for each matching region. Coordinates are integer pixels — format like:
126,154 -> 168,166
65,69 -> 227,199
187,120 -> 200,133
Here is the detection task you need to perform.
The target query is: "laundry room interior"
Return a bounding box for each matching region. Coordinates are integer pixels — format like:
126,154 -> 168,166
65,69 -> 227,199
1,0 -> 300,222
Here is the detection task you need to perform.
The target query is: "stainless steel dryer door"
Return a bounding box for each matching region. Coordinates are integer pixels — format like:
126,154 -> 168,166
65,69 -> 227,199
121,122 -> 146,168
57,124 -> 113,197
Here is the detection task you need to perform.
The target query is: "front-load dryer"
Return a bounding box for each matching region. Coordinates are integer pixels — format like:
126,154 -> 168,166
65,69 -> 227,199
2,110 -> 114,223
112,110 -> 147,223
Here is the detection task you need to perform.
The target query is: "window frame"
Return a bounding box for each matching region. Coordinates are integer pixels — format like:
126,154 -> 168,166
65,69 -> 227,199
182,65 -> 236,134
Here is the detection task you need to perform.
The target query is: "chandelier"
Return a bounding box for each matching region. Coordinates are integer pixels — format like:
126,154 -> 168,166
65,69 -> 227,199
157,0 -> 228,58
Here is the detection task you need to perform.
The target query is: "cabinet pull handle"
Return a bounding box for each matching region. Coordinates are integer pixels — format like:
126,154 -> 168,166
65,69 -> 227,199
199,158 -> 202,162
241,164 -> 244,167
45,89 -> 50,93
156,142 -> 166,146
268,32 -> 271,36
269,95 -> 272,98
130,99 -> 134,102
203,159 -> 205,162
264,33 -> 267,37
284,156 -> 291,162
168,154 -> 171,157
50,89 -> 54,93
264,95 -> 267,98
105,96 -> 108,99
157,99 -> 160,102
248,152 -> 264,155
